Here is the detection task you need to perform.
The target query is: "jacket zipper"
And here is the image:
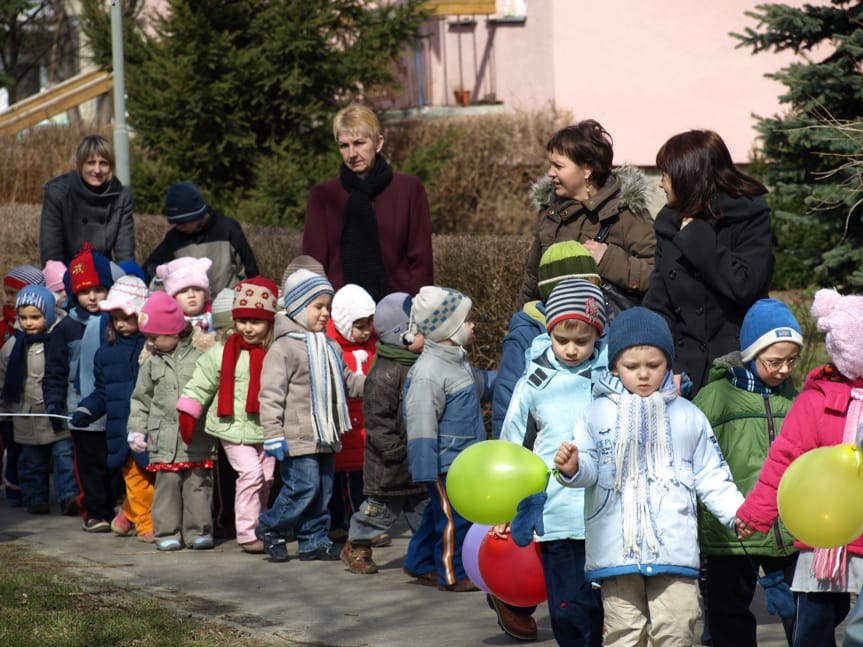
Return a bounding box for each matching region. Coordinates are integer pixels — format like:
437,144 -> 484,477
763,394 -> 787,551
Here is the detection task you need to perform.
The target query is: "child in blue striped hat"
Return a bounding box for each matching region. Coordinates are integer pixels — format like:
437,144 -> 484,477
0,285 -> 79,515
255,268 -> 365,562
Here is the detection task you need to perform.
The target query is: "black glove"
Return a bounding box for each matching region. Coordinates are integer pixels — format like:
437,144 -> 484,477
69,410 -> 93,429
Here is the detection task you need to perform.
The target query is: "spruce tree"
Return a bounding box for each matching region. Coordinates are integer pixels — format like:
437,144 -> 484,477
734,0 -> 863,288
81,0 -> 426,225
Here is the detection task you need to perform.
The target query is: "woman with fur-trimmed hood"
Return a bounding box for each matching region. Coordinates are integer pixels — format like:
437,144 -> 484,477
517,120 -> 656,310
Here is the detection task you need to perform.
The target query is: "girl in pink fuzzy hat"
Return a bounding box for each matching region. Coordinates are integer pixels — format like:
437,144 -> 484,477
737,288 -> 863,645
155,256 -> 213,331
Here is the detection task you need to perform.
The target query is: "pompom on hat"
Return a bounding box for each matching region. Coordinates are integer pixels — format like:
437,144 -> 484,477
4,265 -> 45,290
232,277 -> 279,322
739,299 -> 803,362
138,292 -> 187,336
811,288 -> 863,380
66,243 -> 114,295
42,261 -> 66,292
537,241 -> 600,301
332,284 -> 376,342
155,256 -> 212,297
607,306 -> 674,368
375,292 -> 414,347
15,285 -> 56,329
98,275 -> 150,316
545,278 -> 606,334
164,181 -> 208,224
282,269 -> 333,327
411,286 -> 472,344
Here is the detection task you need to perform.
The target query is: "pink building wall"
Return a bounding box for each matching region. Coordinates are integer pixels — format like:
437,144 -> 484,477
418,0 -> 810,165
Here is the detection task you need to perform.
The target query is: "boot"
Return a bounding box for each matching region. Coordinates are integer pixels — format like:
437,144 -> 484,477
339,541 -> 378,574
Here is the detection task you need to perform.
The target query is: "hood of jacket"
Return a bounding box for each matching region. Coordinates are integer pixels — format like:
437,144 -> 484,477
530,165 -> 651,215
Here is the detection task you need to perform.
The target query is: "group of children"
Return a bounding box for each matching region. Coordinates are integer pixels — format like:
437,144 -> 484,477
3,231 -> 863,646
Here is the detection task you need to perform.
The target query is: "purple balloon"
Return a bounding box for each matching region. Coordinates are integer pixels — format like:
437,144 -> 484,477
463,523 -> 493,593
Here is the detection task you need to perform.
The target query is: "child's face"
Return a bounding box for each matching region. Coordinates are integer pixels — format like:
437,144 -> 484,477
352,316 -> 373,343
304,294 -> 332,332
145,333 -> 180,354
754,341 -> 800,388
612,345 -> 668,397
17,305 -> 46,335
110,310 -> 139,337
407,331 -> 425,354
52,289 -> 67,307
550,320 -> 599,367
76,287 -> 108,313
235,318 -> 271,346
174,286 -> 207,317
4,286 -> 20,307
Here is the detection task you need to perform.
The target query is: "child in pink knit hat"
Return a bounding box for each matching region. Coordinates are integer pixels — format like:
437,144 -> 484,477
155,257 -> 213,331
737,288 -> 863,645
42,260 -> 67,309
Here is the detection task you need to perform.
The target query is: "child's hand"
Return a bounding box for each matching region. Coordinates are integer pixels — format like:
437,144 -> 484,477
735,519 -> 757,540
492,523 -> 510,538
554,442 -> 579,477
178,412 -> 196,445
70,409 -> 93,428
127,432 -> 147,453
263,437 -> 289,461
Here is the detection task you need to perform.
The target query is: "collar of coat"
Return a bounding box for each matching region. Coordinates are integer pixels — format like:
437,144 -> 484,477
529,165 -> 650,217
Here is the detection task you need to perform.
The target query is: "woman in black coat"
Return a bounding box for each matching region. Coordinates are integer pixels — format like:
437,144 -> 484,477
643,130 -> 773,395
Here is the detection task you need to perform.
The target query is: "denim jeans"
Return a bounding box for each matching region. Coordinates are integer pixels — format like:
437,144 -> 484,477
793,591 -> 850,647
842,585 -> 863,647
19,439 -> 78,506
540,539 -> 604,647
259,453 -> 335,554
347,493 -> 429,544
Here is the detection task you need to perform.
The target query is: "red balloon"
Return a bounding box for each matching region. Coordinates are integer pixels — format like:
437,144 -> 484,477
477,532 -> 547,606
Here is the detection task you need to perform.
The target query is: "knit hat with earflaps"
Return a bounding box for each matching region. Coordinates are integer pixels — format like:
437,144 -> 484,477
98,275 -> 150,317
411,286 -> 472,344
283,269 -> 334,328
66,243 -> 114,295
374,292 -> 414,348
332,284 -> 376,342
15,285 -> 56,329
811,288 -> 863,380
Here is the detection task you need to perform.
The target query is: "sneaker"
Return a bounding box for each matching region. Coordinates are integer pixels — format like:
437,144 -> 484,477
110,511 -> 134,536
61,497 -> 80,517
438,578 -> 479,592
487,594 -> 538,641
255,526 -> 289,562
137,531 -> 155,543
82,518 -> 110,533
240,540 -> 265,554
26,503 -> 50,515
157,538 -> 183,551
370,532 -> 392,548
298,543 -> 341,561
340,542 -> 378,574
190,535 -> 214,550
402,567 -> 438,587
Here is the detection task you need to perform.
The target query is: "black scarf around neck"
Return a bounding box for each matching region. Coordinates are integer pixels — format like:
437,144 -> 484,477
339,156 -> 393,302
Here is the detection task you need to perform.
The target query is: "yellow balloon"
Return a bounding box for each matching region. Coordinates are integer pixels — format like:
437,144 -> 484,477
777,444 -> 863,548
446,440 -> 549,525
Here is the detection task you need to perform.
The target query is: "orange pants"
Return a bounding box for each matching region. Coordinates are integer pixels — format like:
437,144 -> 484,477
120,455 -> 155,536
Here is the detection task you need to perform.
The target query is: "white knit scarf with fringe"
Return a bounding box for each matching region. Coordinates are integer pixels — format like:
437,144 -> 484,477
287,331 -> 351,447
613,382 -> 677,561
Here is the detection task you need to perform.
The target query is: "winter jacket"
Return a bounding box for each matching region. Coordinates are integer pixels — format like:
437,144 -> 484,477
0,328 -> 70,445
258,313 -> 365,457
127,333 -> 214,465
144,210 -> 259,294
39,170 -> 135,265
501,333 -> 607,541
76,333 -> 148,469
42,305 -> 107,431
559,372 -> 744,581
693,352 -> 797,557
518,167 -> 655,308
737,366 -> 863,556
643,193 -> 773,394
302,172 -> 434,296
403,340 -> 496,483
176,337 -> 266,446
491,301 -> 547,438
361,350 -> 426,498
325,318 -> 377,472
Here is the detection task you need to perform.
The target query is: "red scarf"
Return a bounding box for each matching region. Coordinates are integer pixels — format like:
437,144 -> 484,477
217,333 -> 266,417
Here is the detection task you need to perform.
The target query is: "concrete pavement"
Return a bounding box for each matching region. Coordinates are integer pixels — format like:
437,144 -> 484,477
1,500 -> 802,646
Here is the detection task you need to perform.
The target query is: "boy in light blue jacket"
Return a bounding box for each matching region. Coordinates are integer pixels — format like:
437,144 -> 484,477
500,278 -> 607,646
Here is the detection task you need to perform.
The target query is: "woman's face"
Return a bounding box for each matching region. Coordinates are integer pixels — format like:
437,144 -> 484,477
659,172 -> 676,206
80,154 -> 113,188
337,131 -> 383,176
547,151 -> 591,201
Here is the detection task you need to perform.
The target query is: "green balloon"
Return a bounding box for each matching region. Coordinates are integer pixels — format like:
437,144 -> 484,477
446,440 -> 550,525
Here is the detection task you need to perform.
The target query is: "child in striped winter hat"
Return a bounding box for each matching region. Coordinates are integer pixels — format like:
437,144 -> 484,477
3,265 -> 45,345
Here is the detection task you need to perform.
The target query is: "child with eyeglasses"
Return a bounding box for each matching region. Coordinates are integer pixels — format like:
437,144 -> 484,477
692,298 -> 803,647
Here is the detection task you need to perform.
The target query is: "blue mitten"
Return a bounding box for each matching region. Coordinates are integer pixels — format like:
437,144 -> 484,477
509,492 -> 547,547
263,437 -> 289,461
758,571 -> 795,619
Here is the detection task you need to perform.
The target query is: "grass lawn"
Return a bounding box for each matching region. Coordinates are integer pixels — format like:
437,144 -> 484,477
0,542 -> 264,647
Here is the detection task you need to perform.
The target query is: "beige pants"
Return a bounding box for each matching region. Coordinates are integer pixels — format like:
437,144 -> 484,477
601,573 -> 698,647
